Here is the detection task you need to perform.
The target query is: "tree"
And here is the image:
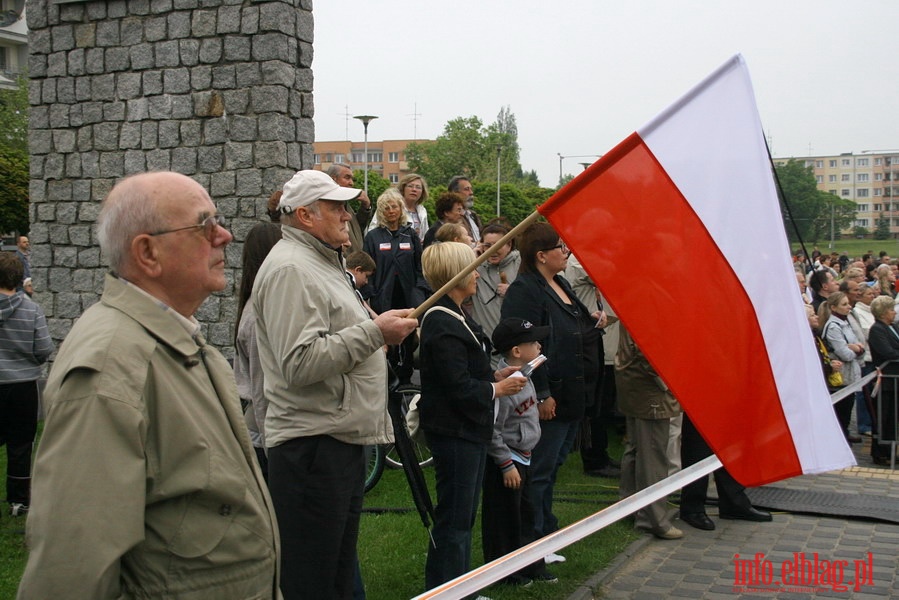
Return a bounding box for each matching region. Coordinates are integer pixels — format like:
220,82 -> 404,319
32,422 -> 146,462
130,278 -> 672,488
0,76 -> 28,154
776,159 -> 855,243
874,216 -> 891,240
0,76 -> 29,234
0,146 -> 30,234
405,106 -> 537,189
350,168 -> 389,209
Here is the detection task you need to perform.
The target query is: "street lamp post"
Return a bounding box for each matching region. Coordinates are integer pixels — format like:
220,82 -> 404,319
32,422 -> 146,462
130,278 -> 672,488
557,153 -> 601,186
353,115 -> 378,194
496,144 -> 502,217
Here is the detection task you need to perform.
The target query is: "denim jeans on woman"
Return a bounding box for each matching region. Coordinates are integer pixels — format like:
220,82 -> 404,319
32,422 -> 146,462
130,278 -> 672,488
529,417 -> 580,538
424,431 -> 487,593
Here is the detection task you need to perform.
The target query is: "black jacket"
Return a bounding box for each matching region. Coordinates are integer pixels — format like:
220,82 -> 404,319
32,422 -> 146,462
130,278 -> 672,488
501,270 -> 601,421
362,225 -> 430,314
418,295 -> 495,443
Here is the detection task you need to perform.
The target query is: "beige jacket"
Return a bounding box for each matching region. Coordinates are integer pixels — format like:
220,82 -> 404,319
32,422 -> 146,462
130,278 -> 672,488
18,274 -> 280,600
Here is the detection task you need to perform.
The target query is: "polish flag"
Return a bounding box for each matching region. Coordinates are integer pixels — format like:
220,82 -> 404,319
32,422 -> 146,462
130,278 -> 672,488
539,55 -> 855,486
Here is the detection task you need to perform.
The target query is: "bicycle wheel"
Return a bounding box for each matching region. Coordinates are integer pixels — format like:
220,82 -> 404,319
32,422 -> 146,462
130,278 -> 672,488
363,444 -> 385,493
385,385 -> 433,469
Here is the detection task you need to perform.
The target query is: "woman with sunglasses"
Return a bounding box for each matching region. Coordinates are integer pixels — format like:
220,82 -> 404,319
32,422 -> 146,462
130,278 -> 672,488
501,222 -> 602,559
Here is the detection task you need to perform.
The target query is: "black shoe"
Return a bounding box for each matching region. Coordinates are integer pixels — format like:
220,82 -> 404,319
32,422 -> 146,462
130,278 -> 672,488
719,507 -> 772,522
531,571 -> 558,584
680,512 -> 715,531
846,435 -> 862,444
585,464 -> 621,478
501,574 -> 533,587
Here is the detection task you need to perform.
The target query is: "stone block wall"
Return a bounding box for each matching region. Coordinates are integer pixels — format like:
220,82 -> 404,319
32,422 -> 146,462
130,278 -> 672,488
25,0 -> 313,355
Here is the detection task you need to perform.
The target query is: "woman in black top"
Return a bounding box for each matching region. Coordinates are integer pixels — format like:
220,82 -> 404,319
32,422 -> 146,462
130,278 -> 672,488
363,189 -> 430,384
418,242 -> 523,593
501,222 -> 602,544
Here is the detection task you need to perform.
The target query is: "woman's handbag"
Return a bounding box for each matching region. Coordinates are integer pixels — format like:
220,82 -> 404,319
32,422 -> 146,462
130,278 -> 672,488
827,370 -> 844,388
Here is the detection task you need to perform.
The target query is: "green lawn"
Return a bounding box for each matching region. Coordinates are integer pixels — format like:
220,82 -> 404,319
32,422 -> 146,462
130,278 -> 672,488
795,238 -> 899,260
2,425 -> 642,600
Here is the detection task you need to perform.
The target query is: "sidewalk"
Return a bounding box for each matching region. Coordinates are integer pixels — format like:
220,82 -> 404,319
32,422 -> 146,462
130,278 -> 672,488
571,437 -> 899,599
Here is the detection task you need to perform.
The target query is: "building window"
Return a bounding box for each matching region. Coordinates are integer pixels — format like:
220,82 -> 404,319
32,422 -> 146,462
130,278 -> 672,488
828,189 -> 837,195
841,189 -> 850,197
858,204 -> 869,212
858,173 -> 869,182
828,174 -> 837,182
875,158 -> 883,166
815,160 -> 823,168
876,173 -> 883,181
842,158 -> 851,166
313,154 -> 321,164
815,175 -> 823,183
857,189 -> 869,198
389,173 -> 399,183
858,158 -> 869,167
829,160 -> 837,168
333,154 -> 344,164
388,152 -> 399,163
875,204 -> 883,211
367,152 -> 382,163
875,189 -> 883,197
351,152 -> 364,163
841,174 -> 850,182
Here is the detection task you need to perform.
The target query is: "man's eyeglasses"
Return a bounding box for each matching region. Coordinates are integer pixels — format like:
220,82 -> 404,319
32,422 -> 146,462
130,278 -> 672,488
541,242 -> 569,254
150,214 -> 226,243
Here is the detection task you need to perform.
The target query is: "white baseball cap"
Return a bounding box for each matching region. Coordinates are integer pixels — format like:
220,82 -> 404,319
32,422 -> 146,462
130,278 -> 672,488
278,170 -> 361,213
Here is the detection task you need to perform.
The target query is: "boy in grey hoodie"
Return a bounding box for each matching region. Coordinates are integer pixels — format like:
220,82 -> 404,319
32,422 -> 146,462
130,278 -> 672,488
481,318 -> 557,586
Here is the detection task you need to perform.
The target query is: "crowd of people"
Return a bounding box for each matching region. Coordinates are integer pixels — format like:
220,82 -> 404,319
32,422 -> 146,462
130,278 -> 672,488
802,247 -> 899,466
11,165 -> 899,600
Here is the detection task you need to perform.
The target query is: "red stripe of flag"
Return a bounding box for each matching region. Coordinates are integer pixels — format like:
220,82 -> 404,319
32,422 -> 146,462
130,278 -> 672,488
539,132 -> 802,486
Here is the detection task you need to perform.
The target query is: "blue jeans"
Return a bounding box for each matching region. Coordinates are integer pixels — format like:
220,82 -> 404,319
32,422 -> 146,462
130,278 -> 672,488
424,431 -> 487,592
530,418 -> 580,538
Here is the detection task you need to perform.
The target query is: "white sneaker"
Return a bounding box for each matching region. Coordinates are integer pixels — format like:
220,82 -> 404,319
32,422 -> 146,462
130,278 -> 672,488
544,552 -> 566,564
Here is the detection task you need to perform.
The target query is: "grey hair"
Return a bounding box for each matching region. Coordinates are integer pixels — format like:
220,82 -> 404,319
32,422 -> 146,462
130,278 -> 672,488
871,294 -> 896,320
326,163 -> 352,180
97,174 -> 169,272
447,175 -> 470,193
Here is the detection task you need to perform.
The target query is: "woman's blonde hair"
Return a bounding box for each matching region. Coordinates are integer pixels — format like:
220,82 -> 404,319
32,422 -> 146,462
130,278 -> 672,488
422,242 -> 476,291
434,222 -> 467,244
375,188 -> 408,228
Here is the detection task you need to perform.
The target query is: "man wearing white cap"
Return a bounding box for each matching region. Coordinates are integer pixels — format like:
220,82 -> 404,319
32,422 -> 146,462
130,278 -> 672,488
253,170 -> 418,600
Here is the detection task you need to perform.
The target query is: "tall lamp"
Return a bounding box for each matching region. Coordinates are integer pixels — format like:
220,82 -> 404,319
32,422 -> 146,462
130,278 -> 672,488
353,115 -> 378,194
496,144 -> 503,217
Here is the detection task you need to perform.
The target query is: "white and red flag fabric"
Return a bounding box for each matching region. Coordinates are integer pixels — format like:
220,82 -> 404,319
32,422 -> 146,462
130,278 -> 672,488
539,54 -> 855,487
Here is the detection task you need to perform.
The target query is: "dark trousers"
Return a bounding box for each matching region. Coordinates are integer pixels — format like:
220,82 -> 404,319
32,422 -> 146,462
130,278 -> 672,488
581,365 -> 615,470
833,395 -> 854,440
530,418 -> 579,537
0,381 -> 39,506
679,414 -> 752,515
269,435 -> 365,600
424,431 -> 487,593
481,460 -> 546,579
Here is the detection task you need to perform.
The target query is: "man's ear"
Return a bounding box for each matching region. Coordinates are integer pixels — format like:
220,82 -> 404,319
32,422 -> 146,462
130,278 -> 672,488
129,234 -> 163,278
293,207 -> 316,229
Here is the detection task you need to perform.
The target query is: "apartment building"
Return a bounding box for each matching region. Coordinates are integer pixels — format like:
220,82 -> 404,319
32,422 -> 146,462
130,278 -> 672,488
0,0 -> 26,90
774,150 -> 899,236
312,139 -> 428,184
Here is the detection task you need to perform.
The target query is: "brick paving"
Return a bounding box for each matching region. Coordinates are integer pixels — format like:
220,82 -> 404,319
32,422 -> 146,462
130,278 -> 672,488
569,436 -> 899,599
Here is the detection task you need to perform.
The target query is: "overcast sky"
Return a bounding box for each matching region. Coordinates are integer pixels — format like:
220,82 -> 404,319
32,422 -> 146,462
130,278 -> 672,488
311,1 -> 899,188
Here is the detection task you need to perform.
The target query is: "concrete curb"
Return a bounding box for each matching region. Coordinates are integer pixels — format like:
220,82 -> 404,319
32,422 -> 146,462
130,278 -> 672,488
566,533 -> 654,600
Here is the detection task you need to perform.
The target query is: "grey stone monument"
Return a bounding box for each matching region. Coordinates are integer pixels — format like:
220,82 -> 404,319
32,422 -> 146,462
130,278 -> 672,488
26,0 -> 313,354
